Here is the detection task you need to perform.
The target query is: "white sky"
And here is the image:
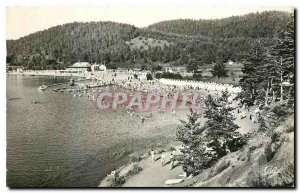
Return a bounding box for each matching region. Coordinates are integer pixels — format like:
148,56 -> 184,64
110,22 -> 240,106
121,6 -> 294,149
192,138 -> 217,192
6,5 -> 293,40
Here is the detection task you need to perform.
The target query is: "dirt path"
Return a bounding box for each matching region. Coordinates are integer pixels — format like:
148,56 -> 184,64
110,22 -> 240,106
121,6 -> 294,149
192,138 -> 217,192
123,150 -> 183,187
122,110 -> 259,187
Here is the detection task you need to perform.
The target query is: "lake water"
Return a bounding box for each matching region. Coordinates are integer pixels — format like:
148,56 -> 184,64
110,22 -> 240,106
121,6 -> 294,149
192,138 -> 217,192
6,75 -> 177,187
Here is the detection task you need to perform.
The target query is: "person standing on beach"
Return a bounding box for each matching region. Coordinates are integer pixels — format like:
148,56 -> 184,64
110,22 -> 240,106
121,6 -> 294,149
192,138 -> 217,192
252,113 -> 256,123
141,115 -> 147,123
170,153 -> 175,170
109,168 -> 117,183
161,152 -> 165,166
151,150 -> 155,161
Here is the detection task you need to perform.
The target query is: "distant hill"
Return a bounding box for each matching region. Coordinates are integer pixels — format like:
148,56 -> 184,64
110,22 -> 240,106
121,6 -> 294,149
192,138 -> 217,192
7,22 -> 139,69
147,11 -> 291,38
6,11 -> 293,70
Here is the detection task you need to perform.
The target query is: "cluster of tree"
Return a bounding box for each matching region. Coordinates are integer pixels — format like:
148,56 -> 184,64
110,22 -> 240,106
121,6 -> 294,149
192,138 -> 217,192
212,63 -> 228,78
6,11 -> 293,72
148,11 -> 291,38
239,18 -> 294,106
127,45 -> 180,65
176,90 -> 246,175
155,72 -> 183,80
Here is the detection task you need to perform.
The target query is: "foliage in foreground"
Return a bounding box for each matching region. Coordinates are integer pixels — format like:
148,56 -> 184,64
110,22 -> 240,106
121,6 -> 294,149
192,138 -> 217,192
176,90 -> 246,176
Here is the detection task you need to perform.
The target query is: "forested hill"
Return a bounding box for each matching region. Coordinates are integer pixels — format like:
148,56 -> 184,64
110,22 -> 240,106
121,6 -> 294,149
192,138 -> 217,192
147,11 -> 291,38
6,11 -> 293,70
7,22 -> 139,69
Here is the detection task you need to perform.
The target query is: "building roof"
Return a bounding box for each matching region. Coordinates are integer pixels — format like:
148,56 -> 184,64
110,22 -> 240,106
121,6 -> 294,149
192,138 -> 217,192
69,62 -> 91,68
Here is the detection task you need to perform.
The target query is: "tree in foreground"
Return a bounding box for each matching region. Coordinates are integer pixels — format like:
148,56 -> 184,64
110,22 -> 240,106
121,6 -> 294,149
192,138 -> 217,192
176,109 -> 211,175
176,91 -> 246,175
204,90 -> 245,159
240,16 -> 294,107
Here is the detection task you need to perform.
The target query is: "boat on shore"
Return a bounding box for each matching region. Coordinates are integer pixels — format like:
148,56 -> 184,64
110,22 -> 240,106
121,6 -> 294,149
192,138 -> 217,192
38,85 -> 48,91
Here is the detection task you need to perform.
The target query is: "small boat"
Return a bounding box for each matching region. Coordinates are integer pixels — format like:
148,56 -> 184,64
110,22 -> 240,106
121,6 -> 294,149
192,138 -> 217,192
30,74 -> 35,76
165,179 -> 184,185
38,85 -> 48,91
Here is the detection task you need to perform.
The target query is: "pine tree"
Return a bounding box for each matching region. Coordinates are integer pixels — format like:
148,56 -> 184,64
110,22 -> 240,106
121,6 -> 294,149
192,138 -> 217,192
212,63 -> 228,79
270,17 -> 294,103
176,109 -> 211,175
240,40 -> 269,105
204,90 -> 243,159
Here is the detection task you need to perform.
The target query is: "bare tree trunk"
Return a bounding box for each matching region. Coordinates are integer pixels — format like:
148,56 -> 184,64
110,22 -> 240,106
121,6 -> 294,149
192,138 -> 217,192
265,80 -> 269,106
270,78 -> 276,103
280,57 -> 283,104
272,91 -> 276,103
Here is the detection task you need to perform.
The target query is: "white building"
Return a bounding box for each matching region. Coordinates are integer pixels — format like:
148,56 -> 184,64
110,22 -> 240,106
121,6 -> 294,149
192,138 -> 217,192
91,64 -> 107,72
66,62 -> 91,72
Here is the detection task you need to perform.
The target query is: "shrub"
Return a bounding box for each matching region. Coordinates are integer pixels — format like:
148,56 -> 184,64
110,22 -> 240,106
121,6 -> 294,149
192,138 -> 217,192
128,164 -> 143,176
169,146 -> 176,151
208,140 -> 227,159
226,135 -> 246,152
130,154 -> 141,163
192,73 -> 202,81
146,73 -> 153,80
269,104 -> 289,127
272,104 -> 289,118
110,171 -> 126,187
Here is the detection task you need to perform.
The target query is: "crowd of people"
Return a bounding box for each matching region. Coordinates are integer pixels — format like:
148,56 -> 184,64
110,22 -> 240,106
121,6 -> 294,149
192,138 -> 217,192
54,70 -> 262,125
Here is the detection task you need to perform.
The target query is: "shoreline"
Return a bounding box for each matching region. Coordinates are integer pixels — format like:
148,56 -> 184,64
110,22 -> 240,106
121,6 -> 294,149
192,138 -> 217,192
98,101 -> 260,187
7,71 -> 85,77
98,142 -> 182,187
